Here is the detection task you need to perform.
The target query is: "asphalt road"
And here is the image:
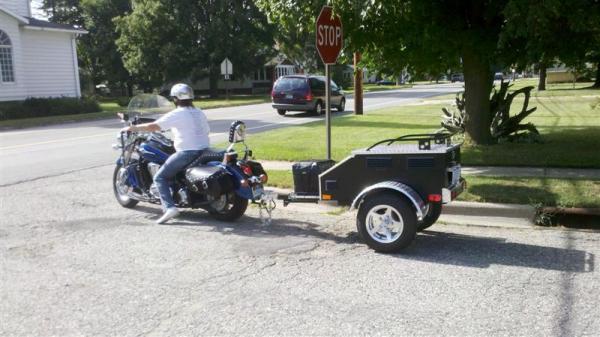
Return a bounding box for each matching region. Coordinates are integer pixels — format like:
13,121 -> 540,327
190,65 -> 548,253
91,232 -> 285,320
1,165 -> 598,336
0,84 -> 461,186
4,83 -> 597,336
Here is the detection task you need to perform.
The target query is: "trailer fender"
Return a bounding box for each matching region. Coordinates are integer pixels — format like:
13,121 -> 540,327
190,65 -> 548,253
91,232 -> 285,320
351,181 -> 427,221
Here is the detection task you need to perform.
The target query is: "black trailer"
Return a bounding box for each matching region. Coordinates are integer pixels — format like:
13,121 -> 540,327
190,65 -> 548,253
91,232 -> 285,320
282,132 -> 466,253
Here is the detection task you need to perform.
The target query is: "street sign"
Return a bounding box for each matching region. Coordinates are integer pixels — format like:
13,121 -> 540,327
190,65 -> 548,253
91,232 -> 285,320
315,6 -> 343,65
220,58 -> 233,80
315,6 -> 343,160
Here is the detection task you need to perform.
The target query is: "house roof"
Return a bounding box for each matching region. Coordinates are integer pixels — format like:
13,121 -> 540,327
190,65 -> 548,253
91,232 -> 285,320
24,17 -> 87,33
0,5 -> 29,24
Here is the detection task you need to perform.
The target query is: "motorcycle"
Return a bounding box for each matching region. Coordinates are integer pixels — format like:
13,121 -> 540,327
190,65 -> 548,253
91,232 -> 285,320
112,94 -> 274,222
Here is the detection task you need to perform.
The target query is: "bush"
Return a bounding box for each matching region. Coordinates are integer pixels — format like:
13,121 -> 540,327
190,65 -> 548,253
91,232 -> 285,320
0,97 -> 101,120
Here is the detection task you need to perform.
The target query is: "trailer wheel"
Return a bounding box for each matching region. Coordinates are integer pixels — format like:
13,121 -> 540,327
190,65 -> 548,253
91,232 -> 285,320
418,203 -> 442,231
357,193 -> 417,253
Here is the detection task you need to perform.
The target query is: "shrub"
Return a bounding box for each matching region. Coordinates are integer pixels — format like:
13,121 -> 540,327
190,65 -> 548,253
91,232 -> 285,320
0,97 -> 101,120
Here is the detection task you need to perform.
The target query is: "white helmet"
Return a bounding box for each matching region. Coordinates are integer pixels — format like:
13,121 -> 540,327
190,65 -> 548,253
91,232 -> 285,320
170,83 -> 194,100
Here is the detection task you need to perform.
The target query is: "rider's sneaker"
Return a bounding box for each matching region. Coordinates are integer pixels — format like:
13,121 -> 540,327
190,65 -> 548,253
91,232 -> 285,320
156,207 -> 180,224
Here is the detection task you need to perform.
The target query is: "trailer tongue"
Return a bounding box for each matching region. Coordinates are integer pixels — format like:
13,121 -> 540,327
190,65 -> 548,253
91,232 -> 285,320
281,132 -> 466,253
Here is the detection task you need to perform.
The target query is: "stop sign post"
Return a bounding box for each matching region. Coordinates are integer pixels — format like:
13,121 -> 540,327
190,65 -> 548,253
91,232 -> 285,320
316,6 -> 343,160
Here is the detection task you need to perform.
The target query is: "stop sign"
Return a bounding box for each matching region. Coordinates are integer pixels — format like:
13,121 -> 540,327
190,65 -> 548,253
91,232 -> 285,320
315,6 -> 343,64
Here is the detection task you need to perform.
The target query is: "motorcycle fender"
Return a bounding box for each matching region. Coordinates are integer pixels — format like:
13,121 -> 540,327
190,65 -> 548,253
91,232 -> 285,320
214,162 -> 254,200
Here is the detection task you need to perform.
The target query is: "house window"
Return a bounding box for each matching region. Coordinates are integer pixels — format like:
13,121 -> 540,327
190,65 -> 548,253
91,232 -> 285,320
0,30 -> 15,83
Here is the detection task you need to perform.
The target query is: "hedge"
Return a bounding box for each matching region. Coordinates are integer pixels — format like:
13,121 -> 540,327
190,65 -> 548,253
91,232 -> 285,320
0,97 -> 101,120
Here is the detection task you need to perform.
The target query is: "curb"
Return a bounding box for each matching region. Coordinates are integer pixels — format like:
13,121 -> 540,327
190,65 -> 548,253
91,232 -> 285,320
265,188 -> 537,229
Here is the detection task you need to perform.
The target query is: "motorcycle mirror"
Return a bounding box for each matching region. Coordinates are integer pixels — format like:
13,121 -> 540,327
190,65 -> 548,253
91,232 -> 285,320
229,121 -> 246,143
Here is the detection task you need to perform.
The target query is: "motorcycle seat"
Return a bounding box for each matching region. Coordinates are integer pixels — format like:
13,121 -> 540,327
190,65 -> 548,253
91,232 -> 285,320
187,149 -> 225,167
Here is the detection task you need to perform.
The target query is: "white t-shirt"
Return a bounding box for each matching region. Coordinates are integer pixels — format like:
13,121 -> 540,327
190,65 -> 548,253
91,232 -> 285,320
155,106 -> 210,151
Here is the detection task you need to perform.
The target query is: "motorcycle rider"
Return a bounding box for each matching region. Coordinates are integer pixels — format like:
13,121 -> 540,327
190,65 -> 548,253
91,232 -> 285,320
121,83 -> 210,224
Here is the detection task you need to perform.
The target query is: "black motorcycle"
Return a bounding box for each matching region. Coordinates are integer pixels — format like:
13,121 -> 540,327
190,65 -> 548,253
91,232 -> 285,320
112,94 -> 272,222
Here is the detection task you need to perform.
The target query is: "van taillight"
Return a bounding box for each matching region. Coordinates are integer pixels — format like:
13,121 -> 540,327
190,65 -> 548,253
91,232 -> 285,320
305,93 -> 313,101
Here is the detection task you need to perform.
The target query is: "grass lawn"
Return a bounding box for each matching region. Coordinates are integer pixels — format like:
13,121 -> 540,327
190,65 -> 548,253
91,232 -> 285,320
0,95 -> 271,129
265,170 -> 600,208
243,81 -> 600,168
194,95 -> 270,109
347,83 -> 412,93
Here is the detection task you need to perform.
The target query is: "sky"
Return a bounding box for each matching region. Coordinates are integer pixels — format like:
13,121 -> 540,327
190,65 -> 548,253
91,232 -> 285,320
30,0 -> 47,19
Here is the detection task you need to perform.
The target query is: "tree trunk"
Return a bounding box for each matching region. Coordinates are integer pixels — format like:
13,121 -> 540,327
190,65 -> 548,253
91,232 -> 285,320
593,62 -> 600,88
538,61 -> 547,91
209,67 -> 219,98
353,52 -> 363,115
462,49 -> 494,145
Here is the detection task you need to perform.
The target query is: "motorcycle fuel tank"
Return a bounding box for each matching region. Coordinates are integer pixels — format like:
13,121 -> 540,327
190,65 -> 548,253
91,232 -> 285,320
139,142 -> 170,163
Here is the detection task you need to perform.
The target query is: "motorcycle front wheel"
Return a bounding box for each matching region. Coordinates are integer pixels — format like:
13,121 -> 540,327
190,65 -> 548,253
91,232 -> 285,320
113,163 -> 139,208
209,192 -> 248,221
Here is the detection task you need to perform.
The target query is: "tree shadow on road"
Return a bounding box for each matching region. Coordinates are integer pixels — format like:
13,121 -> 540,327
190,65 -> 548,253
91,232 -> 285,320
131,205 -> 594,273
402,230 -> 594,273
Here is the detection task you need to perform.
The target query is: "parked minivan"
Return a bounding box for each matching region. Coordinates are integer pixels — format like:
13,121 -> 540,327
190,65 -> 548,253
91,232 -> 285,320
271,75 -> 346,116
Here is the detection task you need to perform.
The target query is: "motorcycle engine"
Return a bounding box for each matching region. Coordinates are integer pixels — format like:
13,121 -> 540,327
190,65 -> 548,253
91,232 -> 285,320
147,162 -> 161,178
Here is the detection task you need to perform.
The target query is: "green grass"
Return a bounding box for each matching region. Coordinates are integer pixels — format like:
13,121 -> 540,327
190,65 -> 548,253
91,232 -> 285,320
0,95 -> 271,129
194,95 -> 270,109
265,170 -> 600,208
348,83 -> 412,93
243,83 -> 600,168
0,110 -> 119,129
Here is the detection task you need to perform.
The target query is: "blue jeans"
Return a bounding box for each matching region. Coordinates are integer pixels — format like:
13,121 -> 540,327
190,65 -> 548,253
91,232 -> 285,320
154,150 -> 203,210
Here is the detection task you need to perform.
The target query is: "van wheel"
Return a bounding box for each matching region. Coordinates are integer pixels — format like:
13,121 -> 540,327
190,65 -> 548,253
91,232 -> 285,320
337,98 -> 345,112
313,101 -> 324,115
277,109 -> 286,116
357,193 -> 417,253
418,203 -> 442,231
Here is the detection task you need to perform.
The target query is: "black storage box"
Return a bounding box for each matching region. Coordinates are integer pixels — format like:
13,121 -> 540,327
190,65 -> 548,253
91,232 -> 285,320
292,160 -> 335,195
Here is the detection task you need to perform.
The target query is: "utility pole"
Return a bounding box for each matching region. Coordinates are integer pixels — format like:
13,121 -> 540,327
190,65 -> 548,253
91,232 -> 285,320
353,52 -> 363,115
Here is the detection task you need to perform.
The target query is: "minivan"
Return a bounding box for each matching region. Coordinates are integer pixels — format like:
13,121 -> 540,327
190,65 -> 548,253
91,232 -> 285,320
271,75 -> 346,116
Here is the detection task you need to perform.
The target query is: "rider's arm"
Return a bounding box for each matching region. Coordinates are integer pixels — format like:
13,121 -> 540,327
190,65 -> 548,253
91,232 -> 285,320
124,123 -> 161,133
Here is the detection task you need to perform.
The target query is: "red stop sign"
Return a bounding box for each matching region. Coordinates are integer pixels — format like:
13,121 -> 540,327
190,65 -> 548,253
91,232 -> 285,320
315,6 -> 343,64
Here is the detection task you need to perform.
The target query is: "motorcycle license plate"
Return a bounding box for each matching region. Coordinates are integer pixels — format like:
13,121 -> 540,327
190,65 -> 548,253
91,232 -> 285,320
252,185 -> 264,199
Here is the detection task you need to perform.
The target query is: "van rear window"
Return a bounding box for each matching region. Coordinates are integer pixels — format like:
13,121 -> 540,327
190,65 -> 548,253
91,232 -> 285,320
274,78 -> 306,91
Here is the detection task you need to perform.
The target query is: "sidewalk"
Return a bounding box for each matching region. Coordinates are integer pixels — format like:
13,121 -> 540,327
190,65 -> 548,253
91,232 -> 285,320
260,160 -> 600,180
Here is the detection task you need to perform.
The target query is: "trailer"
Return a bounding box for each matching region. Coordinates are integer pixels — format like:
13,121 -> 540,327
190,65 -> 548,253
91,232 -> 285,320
281,132 -> 466,253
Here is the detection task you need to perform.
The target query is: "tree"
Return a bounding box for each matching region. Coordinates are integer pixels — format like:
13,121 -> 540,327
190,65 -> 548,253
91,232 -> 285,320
79,0 -> 133,95
40,0 -> 133,95
255,0 -> 326,73
259,0 -> 599,144
115,0 -> 275,97
499,0 -> 600,91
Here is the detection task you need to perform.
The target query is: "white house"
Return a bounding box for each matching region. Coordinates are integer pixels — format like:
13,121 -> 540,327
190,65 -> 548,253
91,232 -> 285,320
0,0 -> 86,102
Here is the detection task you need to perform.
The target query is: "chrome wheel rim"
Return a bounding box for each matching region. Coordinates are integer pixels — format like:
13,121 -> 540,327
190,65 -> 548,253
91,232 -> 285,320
366,205 -> 404,243
339,99 -> 345,111
211,193 -> 234,213
115,167 -> 131,202
316,103 -> 323,115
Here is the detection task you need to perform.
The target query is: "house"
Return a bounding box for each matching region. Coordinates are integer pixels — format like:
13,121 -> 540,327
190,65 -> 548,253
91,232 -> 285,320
0,0 -> 86,102
188,55 -> 299,95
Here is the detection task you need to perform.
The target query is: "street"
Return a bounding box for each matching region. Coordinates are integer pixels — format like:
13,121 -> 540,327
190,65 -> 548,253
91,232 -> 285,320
2,84 -> 598,336
1,164 -> 598,336
0,85 -> 461,186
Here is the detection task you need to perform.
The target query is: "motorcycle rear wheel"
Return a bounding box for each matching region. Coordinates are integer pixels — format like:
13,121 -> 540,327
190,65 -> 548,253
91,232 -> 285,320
113,164 -> 139,208
209,192 -> 248,221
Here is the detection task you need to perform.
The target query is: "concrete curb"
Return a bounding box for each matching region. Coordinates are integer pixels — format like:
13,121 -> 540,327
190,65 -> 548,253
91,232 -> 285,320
265,188 -> 537,229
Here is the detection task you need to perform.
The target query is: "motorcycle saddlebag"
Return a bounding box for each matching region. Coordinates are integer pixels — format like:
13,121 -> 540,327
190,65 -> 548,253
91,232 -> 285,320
292,160 -> 335,195
184,166 -> 235,197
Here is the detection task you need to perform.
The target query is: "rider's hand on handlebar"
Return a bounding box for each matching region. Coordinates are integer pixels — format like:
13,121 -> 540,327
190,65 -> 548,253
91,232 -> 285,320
120,126 -> 133,133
